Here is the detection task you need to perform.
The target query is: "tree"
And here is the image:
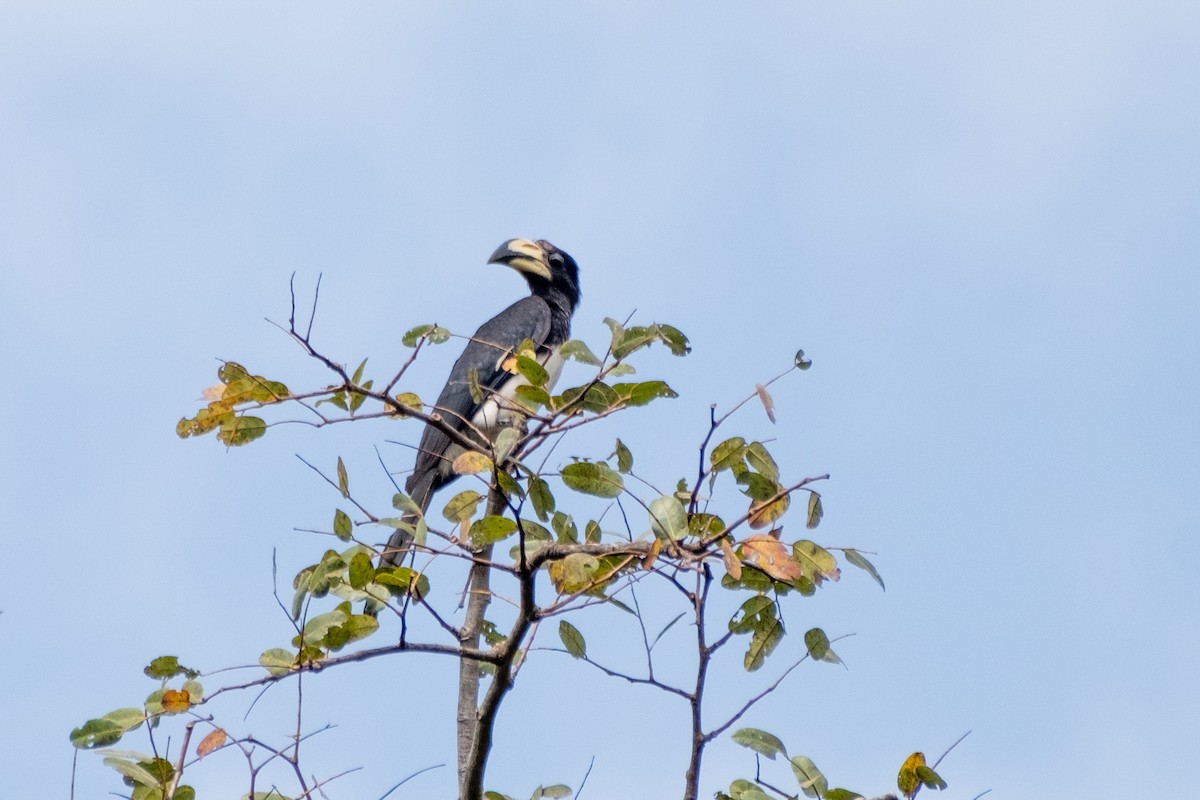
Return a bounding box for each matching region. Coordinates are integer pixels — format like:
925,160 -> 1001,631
70,279 -> 957,800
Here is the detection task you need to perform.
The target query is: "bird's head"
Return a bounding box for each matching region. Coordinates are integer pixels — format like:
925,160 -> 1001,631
488,238 -> 581,309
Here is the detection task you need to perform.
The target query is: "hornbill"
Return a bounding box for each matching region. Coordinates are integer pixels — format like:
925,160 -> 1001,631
380,238 -> 581,566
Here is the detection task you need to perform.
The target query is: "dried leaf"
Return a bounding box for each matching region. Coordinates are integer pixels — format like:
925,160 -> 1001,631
719,537 -> 742,579
642,538 -> 662,570
742,535 -> 804,581
755,383 -> 776,423
196,728 -> 227,758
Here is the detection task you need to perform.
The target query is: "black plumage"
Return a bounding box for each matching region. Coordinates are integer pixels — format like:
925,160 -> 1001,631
381,238 -> 580,565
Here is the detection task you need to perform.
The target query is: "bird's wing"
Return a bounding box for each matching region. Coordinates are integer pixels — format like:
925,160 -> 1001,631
407,295 -> 553,504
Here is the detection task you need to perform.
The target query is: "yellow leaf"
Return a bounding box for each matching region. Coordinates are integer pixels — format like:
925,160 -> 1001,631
390,392 -> 422,417
748,492 -> 790,529
742,535 -> 803,581
452,451 -> 493,475
197,728 -> 227,758
897,752 -> 926,799
161,689 -> 191,714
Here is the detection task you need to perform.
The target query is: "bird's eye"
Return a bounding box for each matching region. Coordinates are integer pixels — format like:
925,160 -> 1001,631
548,253 -> 563,264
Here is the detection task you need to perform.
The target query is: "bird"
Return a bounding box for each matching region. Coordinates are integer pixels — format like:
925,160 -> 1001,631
380,238 -> 581,566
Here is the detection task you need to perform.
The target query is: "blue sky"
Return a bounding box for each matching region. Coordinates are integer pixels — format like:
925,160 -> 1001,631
3,2 -> 1198,798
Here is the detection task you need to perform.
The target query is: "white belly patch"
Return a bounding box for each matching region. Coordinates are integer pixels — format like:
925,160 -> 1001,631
471,349 -> 565,432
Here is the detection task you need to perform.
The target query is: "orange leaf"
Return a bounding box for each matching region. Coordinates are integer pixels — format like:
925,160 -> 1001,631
742,535 -> 803,581
197,728 -> 227,758
719,538 -> 742,579
161,689 -> 191,714
642,538 -> 661,570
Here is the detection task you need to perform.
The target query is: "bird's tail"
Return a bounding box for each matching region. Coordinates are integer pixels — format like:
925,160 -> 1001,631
379,470 -> 436,567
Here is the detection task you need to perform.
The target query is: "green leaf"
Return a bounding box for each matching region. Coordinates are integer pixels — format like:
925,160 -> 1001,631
392,491 -> 421,514
103,755 -> 164,788
710,437 -> 746,472
336,614 -> 379,648
533,786 -> 572,800
737,472 -> 778,501
515,355 -> 549,387
725,779 -> 772,800
611,380 -> 678,406
559,620 -> 586,659
560,461 -> 624,498
496,469 -> 524,500
731,728 -> 788,760
843,548 -> 885,590
745,442 -> 779,482
729,595 -> 774,634
648,495 -> 688,542
302,609 -> 348,646
333,509 -> 353,542
560,339 -> 603,366
794,349 -> 812,370
614,439 -> 633,473
548,553 -> 600,593
529,476 -> 555,521
470,516 -> 518,544
467,366 -> 484,403
402,323 -> 450,347
916,765 -> 948,791
602,317 -> 625,353
182,679 -> 204,702
824,790 -> 866,800
443,489 -> 483,522
216,415 -> 266,446
804,627 -> 831,661
551,510 -> 578,543
789,755 -> 829,799
792,540 -> 841,585
745,604 -> 784,671
336,457 -> 349,497
70,715 -> 131,749
493,427 -> 521,463
688,513 -> 725,540
657,324 -> 690,355
259,648 -> 297,676
348,379 -> 372,413
515,384 -> 551,411
142,656 -> 197,680
613,325 -> 659,359
348,552 -> 374,590
585,519 -> 602,543
806,492 -> 823,529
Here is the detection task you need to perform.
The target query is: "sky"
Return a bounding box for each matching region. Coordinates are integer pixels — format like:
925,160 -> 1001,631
2,1 -> 1199,798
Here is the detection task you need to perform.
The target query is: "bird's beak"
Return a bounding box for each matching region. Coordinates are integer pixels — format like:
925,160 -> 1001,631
488,238 -> 552,280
